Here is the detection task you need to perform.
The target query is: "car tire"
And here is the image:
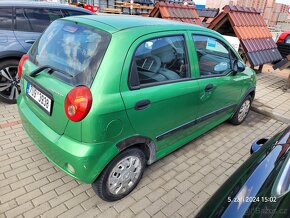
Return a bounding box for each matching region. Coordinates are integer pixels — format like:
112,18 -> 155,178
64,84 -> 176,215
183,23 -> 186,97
0,59 -> 20,104
92,148 -> 146,201
229,95 -> 252,125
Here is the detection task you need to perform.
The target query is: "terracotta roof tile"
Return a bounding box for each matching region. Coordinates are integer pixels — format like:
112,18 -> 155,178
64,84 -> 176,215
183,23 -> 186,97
209,4 -> 281,66
242,38 -> 277,52
247,49 -> 282,66
223,5 -> 261,13
149,2 -> 202,26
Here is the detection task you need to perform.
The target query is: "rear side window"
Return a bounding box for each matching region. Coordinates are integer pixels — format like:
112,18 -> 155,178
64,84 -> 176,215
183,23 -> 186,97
0,7 -> 12,30
15,8 -> 63,32
62,9 -> 90,17
29,20 -> 111,86
285,35 -> 290,44
130,35 -> 189,87
192,35 -> 232,77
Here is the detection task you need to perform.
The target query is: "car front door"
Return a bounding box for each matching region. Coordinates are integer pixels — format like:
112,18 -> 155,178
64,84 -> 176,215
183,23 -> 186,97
120,32 -> 201,157
190,33 -> 245,127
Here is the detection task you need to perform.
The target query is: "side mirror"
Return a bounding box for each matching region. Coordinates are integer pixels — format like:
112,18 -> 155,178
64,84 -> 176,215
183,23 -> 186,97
250,138 -> 270,154
233,60 -> 246,74
214,62 -> 229,72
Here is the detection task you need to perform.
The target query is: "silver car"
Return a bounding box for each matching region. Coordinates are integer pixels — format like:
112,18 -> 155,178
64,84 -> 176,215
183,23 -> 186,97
0,1 -> 93,103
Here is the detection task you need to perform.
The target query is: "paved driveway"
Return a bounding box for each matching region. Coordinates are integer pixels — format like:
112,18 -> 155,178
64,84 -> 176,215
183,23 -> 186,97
0,102 -> 287,218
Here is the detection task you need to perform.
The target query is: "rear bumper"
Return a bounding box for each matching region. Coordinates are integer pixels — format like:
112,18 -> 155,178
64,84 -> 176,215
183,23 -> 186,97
18,95 -> 119,184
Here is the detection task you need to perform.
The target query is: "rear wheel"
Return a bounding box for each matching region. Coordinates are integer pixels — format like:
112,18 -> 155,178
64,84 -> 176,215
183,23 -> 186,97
229,95 -> 252,125
92,148 -> 146,201
0,59 -> 20,104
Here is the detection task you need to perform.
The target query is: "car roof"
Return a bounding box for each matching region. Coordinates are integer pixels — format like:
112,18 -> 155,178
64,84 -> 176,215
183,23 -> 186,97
64,14 -> 211,34
0,1 -> 94,14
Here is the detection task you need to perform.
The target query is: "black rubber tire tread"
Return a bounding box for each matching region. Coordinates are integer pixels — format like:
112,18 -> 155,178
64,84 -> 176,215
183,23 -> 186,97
229,95 -> 252,125
92,148 -> 146,202
0,59 -> 19,104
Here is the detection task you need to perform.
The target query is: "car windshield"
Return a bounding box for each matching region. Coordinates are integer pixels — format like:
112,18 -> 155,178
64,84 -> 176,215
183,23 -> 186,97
29,20 -> 111,86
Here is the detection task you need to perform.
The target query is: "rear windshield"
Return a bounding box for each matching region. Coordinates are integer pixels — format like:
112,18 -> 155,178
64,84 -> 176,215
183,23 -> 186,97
29,20 -> 111,86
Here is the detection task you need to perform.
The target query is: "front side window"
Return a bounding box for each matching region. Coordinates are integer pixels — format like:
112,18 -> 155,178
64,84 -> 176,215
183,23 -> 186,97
0,8 -> 12,30
192,35 -> 232,77
285,35 -> 290,44
15,8 -> 63,32
130,35 -> 189,86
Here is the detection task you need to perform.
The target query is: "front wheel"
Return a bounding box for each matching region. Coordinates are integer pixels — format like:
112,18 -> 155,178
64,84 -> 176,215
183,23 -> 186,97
0,59 -> 20,104
92,148 -> 146,201
229,96 -> 252,125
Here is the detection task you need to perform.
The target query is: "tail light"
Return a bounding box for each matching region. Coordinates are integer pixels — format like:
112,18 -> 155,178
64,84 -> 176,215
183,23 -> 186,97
64,86 -> 92,122
18,54 -> 28,79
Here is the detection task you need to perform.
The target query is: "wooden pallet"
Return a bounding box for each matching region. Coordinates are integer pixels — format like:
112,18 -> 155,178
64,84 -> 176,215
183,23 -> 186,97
102,8 -> 122,13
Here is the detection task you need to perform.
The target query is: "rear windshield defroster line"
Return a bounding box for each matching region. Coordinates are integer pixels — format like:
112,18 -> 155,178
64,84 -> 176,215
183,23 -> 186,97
29,20 -> 111,86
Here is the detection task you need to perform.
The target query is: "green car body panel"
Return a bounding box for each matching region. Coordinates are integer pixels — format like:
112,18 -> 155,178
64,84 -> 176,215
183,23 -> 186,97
17,15 -> 256,184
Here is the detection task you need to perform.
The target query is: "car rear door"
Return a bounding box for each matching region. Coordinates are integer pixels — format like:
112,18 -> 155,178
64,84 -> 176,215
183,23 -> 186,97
189,33 -> 244,127
13,7 -> 63,52
120,32 -> 201,156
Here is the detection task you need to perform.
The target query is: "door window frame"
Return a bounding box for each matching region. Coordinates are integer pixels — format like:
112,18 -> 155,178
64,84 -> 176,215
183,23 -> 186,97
14,7 -> 64,33
191,33 -> 239,79
128,34 -> 192,90
0,6 -> 13,31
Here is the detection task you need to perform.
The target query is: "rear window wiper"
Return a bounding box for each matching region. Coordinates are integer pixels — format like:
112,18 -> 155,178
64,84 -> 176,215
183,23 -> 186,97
30,65 -> 73,78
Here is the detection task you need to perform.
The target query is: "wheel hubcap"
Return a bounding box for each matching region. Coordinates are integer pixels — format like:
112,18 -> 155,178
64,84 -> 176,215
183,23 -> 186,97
238,100 -> 250,122
0,66 -> 20,100
108,156 -> 142,195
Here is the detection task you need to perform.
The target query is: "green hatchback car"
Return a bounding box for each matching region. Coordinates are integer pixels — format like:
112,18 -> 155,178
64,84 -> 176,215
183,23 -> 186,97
17,15 -> 256,201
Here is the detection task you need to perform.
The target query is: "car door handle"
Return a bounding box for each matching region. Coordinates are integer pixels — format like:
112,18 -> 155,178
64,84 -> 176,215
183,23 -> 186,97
135,100 -> 151,110
205,84 -> 214,92
25,40 -> 35,44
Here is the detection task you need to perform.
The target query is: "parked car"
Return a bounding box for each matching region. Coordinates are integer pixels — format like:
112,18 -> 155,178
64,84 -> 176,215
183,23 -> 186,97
0,1 -> 94,104
197,126 -> 290,217
277,31 -> 290,58
69,0 -> 99,13
17,15 -> 256,201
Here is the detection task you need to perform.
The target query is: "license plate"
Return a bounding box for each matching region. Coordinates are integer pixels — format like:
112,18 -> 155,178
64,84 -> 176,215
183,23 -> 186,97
26,82 -> 52,114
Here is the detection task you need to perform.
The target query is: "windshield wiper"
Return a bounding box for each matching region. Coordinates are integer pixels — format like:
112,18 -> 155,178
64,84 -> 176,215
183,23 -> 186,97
30,65 -> 73,78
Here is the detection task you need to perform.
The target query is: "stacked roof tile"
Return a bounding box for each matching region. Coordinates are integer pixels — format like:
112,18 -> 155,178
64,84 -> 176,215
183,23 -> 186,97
196,8 -> 219,27
149,2 -> 202,25
208,5 -> 282,66
196,8 -> 219,18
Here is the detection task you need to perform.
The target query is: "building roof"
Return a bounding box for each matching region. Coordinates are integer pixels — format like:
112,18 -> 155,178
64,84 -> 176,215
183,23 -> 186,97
208,5 -> 282,66
196,8 -> 219,27
196,8 -> 219,18
149,2 -> 202,26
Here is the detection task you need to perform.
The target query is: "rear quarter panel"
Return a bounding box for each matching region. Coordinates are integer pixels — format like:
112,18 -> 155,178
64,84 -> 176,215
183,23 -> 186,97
81,30 -> 137,144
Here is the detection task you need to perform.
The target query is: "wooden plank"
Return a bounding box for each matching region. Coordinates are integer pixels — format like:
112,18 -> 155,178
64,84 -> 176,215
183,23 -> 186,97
101,8 -> 122,13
